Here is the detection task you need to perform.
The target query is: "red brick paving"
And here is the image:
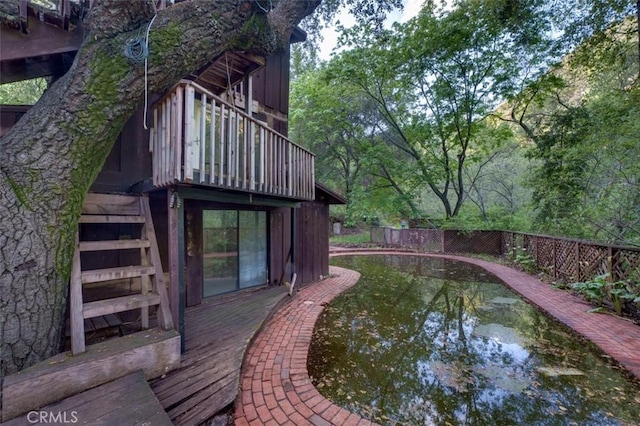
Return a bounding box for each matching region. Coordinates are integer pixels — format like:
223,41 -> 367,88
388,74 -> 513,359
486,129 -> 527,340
235,249 -> 640,425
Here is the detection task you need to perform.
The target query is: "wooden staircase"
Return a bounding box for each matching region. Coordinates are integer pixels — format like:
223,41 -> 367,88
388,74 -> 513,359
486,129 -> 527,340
69,193 -> 174,354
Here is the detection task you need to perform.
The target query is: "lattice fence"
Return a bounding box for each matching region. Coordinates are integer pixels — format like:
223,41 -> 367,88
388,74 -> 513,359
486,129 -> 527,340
372,228 -> 640,286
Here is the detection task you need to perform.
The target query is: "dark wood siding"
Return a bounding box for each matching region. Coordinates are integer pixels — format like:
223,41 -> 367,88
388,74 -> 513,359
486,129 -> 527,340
251,50 -> 291,136
184,200 -> 204,307
0,105 -> 30,137
270,207 -> 292,286
252,51 -> 290,115
90,108 -> 152,193
294,201 -> 330,285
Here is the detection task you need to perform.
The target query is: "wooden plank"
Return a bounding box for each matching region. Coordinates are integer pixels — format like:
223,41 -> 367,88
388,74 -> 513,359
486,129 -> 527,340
81,265 -> 155,284
152,106 -> 159,184
184,84 -> 195,181
210,98 -> 216,184
164,96 -> 172,186
82,193 -> 141,215
288,144 -> 292,197
2,330 -> 180,423
219,103 -> 225,185
104,313 -> 122,327
70,233 -> 85,354
259,127 -> 265,191
199,93 -> 207,183
140,245 -> 150,329
2,371 -> 173,426
159,99 -> 167,186
79,239 -> 150,252
167,192 -> 184,342
175,85 -> 184,181
226,105 -> 233,187
141,195 -> 174,331
168,373 -> 237,425
91,315 -> 109,331
79,214 -> 146,224
83,293 -> 161,319
242,116 -> 248,189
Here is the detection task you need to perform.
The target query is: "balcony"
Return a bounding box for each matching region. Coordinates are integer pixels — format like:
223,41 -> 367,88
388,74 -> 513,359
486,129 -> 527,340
150,80 -> 315,201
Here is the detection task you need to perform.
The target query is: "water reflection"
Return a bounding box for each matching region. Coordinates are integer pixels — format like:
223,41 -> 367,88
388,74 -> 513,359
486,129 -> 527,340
308,255 -> 640,425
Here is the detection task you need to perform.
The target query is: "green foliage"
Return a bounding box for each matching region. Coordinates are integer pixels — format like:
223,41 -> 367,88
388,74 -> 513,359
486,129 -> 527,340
511,248 -> 537,274
320,0 -> 555,220
329,231 -> 371,245
571,273 -> 639,316
0,79 -> 47,105
291,0 -> 639,246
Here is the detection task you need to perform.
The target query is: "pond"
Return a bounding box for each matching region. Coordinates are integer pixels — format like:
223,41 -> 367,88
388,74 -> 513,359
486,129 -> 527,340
308,255 -> 640,425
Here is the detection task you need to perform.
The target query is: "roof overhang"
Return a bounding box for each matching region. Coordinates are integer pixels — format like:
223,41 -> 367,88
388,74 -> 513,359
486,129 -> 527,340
315,183 -> 347,205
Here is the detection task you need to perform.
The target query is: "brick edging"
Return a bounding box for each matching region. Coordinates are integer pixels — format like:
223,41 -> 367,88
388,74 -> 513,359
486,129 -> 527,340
236,251 -> 640,426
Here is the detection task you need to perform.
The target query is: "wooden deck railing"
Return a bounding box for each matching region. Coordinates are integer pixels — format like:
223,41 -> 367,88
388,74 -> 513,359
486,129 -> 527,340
150,80 -> 315,200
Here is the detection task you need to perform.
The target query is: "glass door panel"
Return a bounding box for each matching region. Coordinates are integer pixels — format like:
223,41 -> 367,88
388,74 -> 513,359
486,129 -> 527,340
203,210 -> 238,297
239,211 -> 268,289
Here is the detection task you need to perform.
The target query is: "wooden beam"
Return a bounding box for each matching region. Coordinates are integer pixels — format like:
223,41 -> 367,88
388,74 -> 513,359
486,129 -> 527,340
184,85 -> 195,181
199,93 -> 207,183
82,193 -> 141,215
141,195 -> 174,331
83,294 -> 161,319
70,233 -> 85,354
81,265 -> 155,284
79,215 -> 146,224
78,239 -> 150,252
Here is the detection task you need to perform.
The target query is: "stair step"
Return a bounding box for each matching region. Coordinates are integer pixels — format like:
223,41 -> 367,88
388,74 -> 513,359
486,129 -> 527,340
82,193 -> 141,215
79,239 -> 150,252
83,293 -> 161,319
81,265 -> 155,284
79,215 -> 146,224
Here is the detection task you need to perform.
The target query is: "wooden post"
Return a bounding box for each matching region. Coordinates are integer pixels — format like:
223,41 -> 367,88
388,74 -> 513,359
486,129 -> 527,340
210,98 -> 216,184
234,109 -> 240,188
575,242 -> 581,281
169,92 -> 178,184
163,97 -> 171,186
152,107 -> 158,185
70,233 -> 85,355
199,93 -> 207,183
141,196 -> 174,331
609,246 -> 617,282
552,239 -> 558,280
168,189 -> 185,351
175,85 -> 184,182
219,103 -> 226,185
184,85 -> 195,181
227,106 -> 233,187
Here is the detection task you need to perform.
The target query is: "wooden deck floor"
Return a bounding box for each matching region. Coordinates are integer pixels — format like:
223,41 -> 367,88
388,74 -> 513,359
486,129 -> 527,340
150,285 -> 288,425
3,371 -> 172,426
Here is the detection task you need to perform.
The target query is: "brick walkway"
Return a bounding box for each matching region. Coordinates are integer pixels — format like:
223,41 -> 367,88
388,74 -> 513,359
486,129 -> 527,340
235,250 -> 640,425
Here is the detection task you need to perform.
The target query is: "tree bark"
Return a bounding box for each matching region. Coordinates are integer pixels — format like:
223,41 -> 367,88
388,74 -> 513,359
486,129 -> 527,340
0,0 -> 320,378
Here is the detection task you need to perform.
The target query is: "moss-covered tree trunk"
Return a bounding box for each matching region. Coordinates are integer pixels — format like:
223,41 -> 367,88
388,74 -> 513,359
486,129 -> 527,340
0,0 -> 320,378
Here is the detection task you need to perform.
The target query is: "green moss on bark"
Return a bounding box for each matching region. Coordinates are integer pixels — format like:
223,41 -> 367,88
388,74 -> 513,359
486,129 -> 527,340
149,22 -> 183,63
230,12 -> 276,52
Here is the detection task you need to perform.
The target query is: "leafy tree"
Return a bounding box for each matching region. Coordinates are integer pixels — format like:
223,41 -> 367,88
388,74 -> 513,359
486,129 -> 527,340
324,0 -> 555,220
0,0 -> 405,377
498,14 -> 640,244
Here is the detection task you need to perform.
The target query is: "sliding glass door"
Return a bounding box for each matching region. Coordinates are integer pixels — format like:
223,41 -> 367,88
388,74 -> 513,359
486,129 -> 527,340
239,211 -> 268,289
202,210 -> 267,297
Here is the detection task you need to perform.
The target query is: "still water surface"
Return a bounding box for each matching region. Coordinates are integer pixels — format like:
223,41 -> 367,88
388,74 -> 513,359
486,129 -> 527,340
308,255 -> 640,425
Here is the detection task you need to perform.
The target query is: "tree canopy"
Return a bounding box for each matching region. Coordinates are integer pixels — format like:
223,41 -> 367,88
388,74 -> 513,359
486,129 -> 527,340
290,0 -> 639,244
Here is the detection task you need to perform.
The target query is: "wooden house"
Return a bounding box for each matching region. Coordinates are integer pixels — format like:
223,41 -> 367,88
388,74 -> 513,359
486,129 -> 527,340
1,2 -> 344,421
